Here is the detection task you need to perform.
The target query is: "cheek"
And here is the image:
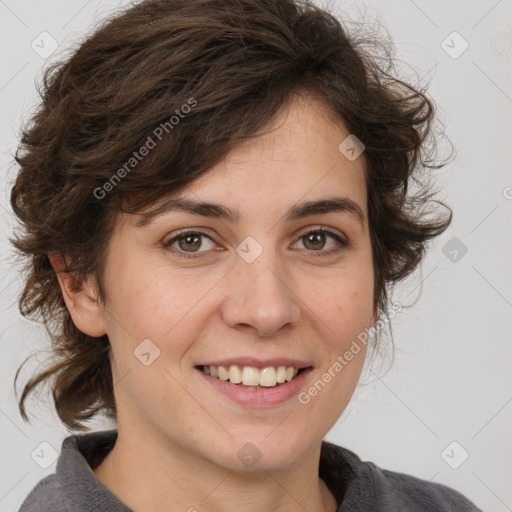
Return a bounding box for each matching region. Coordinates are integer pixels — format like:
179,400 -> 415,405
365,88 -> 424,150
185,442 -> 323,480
310,270 -> 374,337
104,261 -> 201,339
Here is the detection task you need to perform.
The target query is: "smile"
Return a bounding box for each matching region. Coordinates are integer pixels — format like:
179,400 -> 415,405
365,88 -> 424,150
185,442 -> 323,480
195,364 -> 314,407
199,364 -> 304,388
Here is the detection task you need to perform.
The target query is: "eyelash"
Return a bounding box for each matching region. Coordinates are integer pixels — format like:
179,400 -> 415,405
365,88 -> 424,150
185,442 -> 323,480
162,227 -> 348,260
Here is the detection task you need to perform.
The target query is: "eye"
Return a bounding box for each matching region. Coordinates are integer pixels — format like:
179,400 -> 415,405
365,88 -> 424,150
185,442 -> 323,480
163,230 -> 217,259
163,226 -> 348,260
293,227 -> 348,257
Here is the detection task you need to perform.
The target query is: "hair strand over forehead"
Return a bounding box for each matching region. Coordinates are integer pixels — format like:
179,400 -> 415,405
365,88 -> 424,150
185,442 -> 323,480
10,0 -> 452,431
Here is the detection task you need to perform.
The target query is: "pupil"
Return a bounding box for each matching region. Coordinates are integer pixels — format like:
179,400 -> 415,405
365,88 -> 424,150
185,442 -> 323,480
179,234 -> 200,252
307,232 -> 324,250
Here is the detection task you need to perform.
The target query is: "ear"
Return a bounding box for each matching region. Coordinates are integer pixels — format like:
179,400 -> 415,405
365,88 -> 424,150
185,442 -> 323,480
48,254 -> 107,338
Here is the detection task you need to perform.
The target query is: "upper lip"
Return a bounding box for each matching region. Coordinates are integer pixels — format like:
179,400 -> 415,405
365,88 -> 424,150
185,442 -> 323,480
196,357 -> 313,369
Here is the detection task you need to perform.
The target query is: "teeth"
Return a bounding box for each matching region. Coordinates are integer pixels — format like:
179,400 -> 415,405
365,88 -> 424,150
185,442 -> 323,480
241,366 -> 260,386
201,364 -> 302,387
228,365 -> 242,384
259,367 -> 277,387
276,366 -> 287,383
218,366 -> 229,381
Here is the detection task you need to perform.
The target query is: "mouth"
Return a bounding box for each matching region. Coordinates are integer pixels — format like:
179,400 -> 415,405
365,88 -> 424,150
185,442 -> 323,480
195,364 -> 310,389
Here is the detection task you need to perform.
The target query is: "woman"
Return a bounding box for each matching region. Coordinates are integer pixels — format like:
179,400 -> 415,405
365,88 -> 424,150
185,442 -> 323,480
11,0 -> 481,510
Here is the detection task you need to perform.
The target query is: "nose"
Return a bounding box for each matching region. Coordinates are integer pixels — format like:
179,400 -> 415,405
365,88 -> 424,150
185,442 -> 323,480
220,253 -> 301,338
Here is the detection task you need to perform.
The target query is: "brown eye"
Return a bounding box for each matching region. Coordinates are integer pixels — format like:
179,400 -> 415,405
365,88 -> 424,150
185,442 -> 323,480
302,231 -> 328,251
177,233 -> 202,252
164,230 -> 216,258
294,228 -> 347,257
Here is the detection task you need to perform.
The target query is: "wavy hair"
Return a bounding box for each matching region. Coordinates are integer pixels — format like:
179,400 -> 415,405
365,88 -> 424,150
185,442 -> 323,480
10,0 -> 452,431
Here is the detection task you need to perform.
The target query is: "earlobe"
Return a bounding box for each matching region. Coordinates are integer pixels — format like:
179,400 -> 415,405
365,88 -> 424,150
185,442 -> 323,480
48,254 -> 107,338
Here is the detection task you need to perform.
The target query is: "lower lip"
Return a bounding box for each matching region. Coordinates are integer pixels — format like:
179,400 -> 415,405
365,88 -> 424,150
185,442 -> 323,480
196,367 -> 313,407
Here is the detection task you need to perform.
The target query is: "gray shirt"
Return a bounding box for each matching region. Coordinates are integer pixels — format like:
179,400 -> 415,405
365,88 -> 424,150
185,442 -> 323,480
18,429 -> 482,511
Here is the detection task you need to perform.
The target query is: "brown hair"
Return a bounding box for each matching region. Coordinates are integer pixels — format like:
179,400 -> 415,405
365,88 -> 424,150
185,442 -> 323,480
11,0 -> 452,431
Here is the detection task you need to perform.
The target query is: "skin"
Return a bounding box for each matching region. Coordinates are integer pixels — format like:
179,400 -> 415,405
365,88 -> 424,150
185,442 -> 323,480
52,93 -> 377,512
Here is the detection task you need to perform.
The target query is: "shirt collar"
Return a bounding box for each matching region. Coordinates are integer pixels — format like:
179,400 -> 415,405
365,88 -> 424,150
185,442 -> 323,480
57,429 -> 366,511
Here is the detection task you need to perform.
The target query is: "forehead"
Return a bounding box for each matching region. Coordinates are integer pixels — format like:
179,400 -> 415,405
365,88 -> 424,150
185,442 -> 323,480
219,93 -> 364,173
125,94 -> 368,230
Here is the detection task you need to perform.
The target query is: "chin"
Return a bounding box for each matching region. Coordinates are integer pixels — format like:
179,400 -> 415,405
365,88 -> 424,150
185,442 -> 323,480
210,432 -> 314,473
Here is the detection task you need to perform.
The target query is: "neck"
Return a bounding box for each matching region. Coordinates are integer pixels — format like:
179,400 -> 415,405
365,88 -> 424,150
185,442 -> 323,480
92,426 -> 338,512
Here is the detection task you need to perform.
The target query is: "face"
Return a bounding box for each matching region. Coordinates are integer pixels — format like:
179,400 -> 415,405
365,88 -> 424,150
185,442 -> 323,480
82,94 -> 377,472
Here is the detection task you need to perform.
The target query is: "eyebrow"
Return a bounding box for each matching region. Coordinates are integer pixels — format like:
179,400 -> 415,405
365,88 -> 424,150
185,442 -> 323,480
135,196 -> 366,229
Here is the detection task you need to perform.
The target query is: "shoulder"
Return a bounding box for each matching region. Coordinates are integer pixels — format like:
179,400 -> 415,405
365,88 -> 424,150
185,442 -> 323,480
366,460 -> 482,511
17,429 -> 124,512
17,474 -> 66,512
320,441 -> 482,512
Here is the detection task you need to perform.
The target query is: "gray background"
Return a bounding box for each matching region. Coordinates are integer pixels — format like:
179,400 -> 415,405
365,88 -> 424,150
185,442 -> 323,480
1,0 -> 511,511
